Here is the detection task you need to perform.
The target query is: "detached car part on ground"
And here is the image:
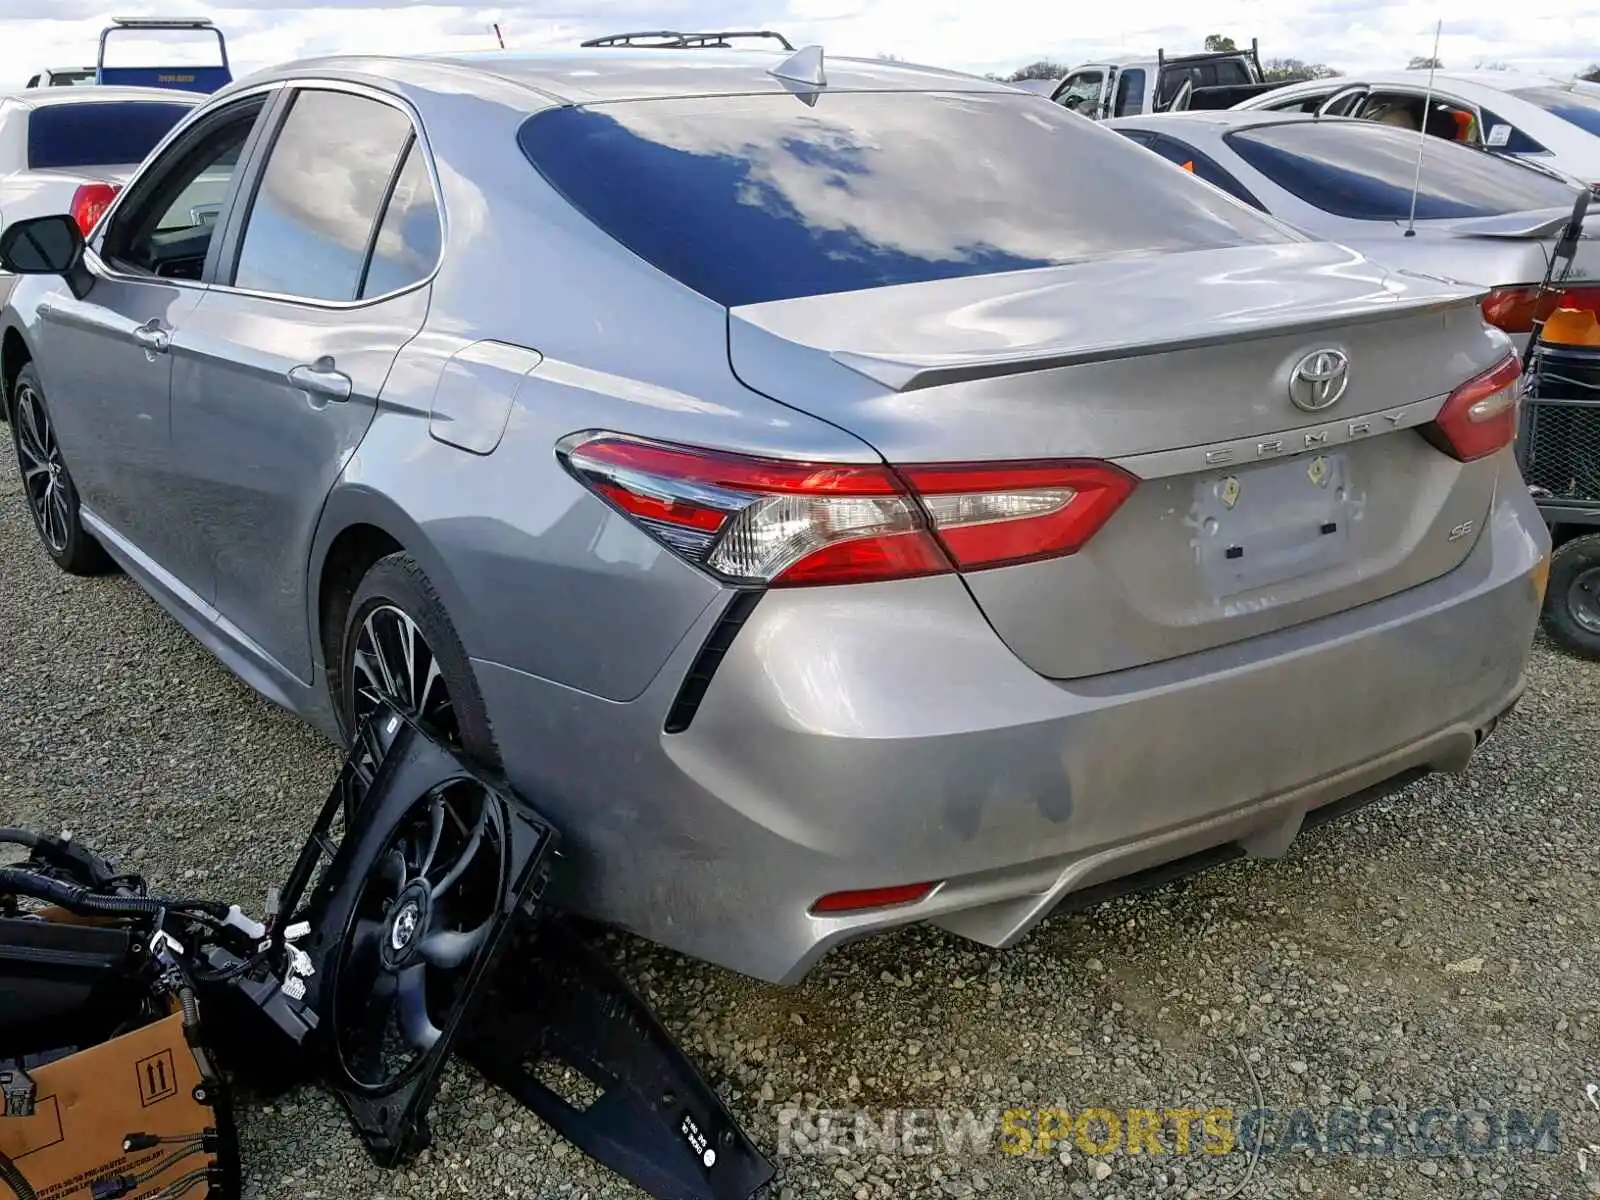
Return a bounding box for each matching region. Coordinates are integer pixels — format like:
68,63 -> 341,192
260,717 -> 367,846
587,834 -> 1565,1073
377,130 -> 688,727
1,702 -> 774,1200
0,45 -> 1551,987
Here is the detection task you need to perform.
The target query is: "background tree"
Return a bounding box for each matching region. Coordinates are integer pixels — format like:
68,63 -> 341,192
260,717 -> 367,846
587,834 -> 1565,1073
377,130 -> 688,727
1584,63 -> 1600,83
1262,57 -> 1341,82
1407,55 -> 1444,69
1004,60 -> 1070,82
1204,34 -> 1238,52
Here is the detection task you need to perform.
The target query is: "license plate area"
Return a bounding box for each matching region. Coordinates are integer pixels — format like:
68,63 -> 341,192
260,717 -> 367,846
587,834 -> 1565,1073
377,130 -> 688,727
1193,453 -> 1356,596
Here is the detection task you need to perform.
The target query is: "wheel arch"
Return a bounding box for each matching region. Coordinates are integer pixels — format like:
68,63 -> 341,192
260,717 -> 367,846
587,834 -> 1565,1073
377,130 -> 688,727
309,485 -> 481,714
1,324 -> 32,418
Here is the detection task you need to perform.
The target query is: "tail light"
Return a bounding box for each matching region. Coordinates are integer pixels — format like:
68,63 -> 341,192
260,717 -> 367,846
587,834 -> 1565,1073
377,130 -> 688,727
69,182 -> 121,237
1481,283 -> 1600,334
1423,354 -> 1523,463
811,881 -> 937,914
557,433 -> 1138,587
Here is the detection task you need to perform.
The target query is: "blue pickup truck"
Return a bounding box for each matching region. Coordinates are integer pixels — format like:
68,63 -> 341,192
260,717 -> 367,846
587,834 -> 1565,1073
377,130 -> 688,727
24,17 -> 232,94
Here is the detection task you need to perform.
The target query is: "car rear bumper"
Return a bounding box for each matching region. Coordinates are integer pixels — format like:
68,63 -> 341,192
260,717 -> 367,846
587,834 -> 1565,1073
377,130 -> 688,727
475,462 -> 1549,984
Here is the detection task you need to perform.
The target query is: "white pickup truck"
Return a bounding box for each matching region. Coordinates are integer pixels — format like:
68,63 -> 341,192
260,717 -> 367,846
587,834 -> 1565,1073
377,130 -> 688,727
0,86 -> 202,307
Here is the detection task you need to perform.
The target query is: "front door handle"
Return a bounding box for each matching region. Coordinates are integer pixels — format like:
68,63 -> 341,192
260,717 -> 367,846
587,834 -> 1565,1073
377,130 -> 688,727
287,357 -> 353,403
132,321 -> 170,355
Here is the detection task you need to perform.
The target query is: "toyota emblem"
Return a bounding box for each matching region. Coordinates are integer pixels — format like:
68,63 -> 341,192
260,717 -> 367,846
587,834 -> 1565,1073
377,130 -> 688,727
1288,349 -> 1350,412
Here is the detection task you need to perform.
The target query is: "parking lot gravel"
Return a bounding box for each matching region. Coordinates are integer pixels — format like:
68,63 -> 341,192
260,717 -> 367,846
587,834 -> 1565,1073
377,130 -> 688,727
3,442 -> 1597,1200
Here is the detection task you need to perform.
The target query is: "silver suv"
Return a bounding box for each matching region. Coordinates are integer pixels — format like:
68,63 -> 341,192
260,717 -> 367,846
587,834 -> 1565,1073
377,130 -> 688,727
0,48 -> 1550,984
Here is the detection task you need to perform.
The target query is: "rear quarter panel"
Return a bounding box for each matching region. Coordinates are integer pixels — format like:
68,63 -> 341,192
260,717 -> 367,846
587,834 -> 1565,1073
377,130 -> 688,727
312,71 -> 882,703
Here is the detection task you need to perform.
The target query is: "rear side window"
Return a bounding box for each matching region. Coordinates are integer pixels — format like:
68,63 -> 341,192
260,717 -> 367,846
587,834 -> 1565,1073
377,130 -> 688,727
517,92 -> 1293,308
25,101 -> 192,170
1478,107 -> 1549,155
359,140 -> 442,299
232,89 -> 414,302
1226,120 -> 1581,220
1508,87 -> 1600,138
1125,131 -> 1266,210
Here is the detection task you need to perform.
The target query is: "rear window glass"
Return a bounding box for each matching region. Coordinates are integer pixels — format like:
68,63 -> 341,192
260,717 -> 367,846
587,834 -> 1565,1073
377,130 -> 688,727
26,101 -> 191,170
1508,86 -> 1600,138
1226,120 -> 1580,220
517,92 -> 1293,307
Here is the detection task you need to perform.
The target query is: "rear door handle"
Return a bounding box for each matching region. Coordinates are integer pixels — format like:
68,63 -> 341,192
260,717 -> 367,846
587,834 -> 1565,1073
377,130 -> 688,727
132,322 -> 170,354
288,357 -> 353,403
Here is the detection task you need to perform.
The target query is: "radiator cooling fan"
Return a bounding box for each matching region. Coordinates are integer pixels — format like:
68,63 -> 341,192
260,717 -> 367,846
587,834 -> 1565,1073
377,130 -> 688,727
283,703 -> 558,1165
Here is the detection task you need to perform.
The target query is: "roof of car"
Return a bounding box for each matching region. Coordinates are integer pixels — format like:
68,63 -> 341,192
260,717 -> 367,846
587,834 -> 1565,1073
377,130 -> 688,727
239,48 -> 1014,105
1,85 -> 206,108
1270,69 -> 1589,94
1107,109 -> 1317,131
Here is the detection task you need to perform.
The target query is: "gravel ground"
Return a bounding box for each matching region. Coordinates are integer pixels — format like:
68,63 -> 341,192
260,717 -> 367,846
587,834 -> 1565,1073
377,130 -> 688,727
3,442 -> 1597,1200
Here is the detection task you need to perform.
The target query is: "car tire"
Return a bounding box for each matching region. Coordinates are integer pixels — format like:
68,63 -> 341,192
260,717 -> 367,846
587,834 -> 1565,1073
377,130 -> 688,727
8,362 -> 114,576
338,551 -> 499,769
1542,533 -> 1600,661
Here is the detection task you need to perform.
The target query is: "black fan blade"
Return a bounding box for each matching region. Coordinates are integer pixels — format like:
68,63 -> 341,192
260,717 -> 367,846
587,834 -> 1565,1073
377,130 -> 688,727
417,921 -> 490,971
427,795 -> 489,900
396,963 -> 441,1053
417,797 -> 445,877
380,848 -> 407,896
347,919 -> 386,990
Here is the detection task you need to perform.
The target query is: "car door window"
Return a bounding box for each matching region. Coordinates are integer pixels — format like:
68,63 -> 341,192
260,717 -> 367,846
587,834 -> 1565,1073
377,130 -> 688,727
1136,132 -> 1267,210
1053,71 -> 1105,116
357,138 -> 441,299
230,88 -> 414,302
98,95 -> 266,281
1112,69 -> 1147,117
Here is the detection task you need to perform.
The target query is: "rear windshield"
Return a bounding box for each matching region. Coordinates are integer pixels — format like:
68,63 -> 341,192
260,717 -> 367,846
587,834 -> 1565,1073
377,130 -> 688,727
1226,120 -> 1581,220
1508,86 -> 1600,138
26,101 -> 191,170
517,91 -> 1293,308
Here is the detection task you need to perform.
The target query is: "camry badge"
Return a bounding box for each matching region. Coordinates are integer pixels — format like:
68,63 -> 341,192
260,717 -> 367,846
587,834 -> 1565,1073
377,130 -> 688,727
1289,349 -> 1350,413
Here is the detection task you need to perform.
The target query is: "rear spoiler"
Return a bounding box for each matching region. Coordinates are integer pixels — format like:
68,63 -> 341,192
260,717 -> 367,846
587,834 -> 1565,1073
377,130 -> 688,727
1430,206 -> 1594,240
95,17 -> 232,93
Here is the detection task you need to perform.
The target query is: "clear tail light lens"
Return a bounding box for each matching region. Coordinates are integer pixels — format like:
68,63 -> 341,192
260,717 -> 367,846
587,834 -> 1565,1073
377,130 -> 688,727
558,433 -> 1138,587
1424,354 -> 1523,463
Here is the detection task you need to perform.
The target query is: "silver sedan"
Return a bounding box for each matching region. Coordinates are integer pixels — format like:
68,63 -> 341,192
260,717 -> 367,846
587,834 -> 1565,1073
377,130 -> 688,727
1,50 -> 1549,984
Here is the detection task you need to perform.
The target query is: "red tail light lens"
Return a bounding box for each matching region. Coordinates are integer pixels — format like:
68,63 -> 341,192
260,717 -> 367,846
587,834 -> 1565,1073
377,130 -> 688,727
558,434 -> 1137,586
1481,284 -> 1600,334
1425,355 -> 1523,463
811,881 -> 937,914
69,182 -> 121,237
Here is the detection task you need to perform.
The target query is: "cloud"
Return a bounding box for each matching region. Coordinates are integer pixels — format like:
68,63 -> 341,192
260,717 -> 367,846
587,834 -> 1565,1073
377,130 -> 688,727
2,1 -> 1597,93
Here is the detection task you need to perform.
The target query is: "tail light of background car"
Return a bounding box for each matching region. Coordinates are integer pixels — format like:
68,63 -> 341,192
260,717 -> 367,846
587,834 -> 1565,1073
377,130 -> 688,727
1481,283 -> 1600,334
69,182 -> 121,237
557,433 -> 1139,587
1423,354 -> 1523,463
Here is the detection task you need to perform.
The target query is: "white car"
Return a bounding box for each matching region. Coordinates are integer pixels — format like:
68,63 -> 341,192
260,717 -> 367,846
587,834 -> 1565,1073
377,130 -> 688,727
0,86 -> 201,305
1233,70 -> 1600,187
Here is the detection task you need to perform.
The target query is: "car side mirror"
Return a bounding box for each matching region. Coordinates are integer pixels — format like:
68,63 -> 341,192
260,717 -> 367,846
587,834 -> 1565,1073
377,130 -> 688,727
0,214 -> 93,299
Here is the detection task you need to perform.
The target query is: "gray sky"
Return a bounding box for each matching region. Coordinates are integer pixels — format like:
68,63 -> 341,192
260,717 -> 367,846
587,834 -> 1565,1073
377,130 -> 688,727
2,1 -> 1597,89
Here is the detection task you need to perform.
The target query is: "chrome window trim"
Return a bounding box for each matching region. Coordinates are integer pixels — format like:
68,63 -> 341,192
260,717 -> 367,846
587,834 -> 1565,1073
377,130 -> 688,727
92,75 -> 448,311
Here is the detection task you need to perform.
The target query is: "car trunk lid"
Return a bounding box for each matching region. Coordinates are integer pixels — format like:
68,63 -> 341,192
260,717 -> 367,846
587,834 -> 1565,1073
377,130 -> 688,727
728,242 -> 1512,679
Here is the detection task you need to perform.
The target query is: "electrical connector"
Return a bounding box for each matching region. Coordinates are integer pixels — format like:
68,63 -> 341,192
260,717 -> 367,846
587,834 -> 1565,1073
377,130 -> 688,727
1,1066 -> 34,1118
90,1174 -> 135,1200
